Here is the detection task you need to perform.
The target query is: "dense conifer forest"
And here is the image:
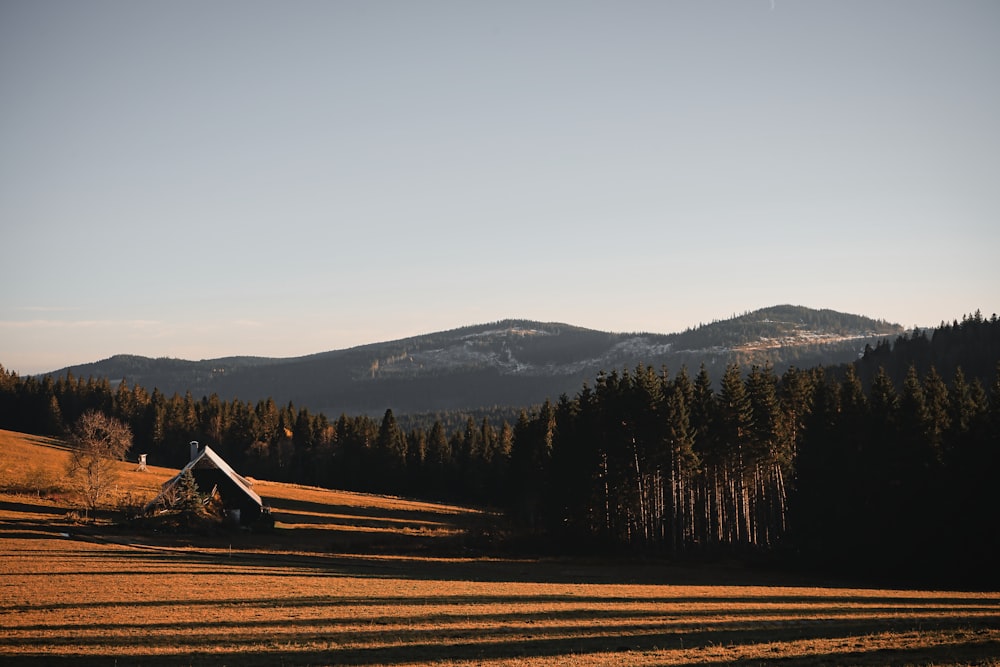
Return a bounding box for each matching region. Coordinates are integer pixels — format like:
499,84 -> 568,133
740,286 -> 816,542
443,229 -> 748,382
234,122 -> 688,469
1,311 -> 997,585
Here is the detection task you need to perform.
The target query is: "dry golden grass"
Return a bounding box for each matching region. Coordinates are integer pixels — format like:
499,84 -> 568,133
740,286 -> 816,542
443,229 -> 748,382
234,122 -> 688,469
0,428 -> 176,505
1,429 -> 998,666
0,430 -> 73,496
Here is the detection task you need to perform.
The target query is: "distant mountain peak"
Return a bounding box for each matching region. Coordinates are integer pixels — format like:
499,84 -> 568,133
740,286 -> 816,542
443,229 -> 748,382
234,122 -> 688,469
40,306 -> 903,415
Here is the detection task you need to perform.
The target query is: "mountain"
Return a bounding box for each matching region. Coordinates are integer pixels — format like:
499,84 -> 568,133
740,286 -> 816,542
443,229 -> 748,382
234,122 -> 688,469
45,305 -> 902,416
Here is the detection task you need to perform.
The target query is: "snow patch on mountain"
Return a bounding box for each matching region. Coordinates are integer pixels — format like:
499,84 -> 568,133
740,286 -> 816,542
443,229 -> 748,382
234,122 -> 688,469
608,337 -> 673,358
364,317 -> 895,381
369,334 -> 684,378
461,326 -> 553,340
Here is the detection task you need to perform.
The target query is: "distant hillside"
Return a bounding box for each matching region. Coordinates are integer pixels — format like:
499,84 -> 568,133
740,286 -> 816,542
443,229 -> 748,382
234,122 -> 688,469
672,305 -> 898,350
43,306 -> 902,415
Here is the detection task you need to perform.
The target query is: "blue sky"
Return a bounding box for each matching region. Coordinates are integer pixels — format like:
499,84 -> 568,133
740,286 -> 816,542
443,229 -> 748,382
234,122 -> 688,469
2,0 -> 998,375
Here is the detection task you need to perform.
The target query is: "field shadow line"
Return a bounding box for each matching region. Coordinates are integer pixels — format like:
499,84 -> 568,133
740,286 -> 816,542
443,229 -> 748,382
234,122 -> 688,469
9,587 -> 999,613
267,497 -> 474,526
9,605 -> 1000,634
666,638 -> 1000,667
0,499 -> 69,516
58,540 -> 1000,591
2,625 -> 998,666
3,614 -> 997,656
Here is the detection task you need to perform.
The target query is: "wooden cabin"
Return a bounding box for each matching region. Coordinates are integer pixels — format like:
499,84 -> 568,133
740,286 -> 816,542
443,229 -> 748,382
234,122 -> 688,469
146,441 -> 264,525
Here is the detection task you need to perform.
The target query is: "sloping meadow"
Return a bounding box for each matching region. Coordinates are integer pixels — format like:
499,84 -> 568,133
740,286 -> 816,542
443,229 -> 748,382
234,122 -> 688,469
1,430 -> 998,665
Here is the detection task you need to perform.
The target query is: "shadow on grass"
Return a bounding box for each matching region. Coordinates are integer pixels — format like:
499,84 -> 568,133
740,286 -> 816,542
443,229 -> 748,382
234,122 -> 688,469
5,512 -> 1000,595
8,602 -> 1000,634
6,525 -> 999,667
0,626 -> 997,666
0,498 -> 69,516
267,495 -> 475,525
11,588 -> 1000,613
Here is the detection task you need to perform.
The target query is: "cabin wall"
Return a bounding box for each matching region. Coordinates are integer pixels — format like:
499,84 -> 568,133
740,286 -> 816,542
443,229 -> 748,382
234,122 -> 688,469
190,469 -> 262,524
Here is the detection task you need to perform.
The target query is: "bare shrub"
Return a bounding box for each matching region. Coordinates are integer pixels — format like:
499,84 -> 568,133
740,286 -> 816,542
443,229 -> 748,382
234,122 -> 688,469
65,411 -> 132,512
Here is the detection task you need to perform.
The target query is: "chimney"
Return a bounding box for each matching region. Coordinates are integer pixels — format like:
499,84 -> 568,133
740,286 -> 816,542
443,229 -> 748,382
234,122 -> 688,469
190,441 -> 201,461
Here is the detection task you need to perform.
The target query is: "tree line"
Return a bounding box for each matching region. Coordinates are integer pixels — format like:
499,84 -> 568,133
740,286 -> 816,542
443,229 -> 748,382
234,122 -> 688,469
1,311 -> 997,582
0,366 -> 514,503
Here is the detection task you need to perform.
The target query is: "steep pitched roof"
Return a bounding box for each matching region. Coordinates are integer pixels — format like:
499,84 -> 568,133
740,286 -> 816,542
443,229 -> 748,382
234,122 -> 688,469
147,444 -> 262,511
184,446 -> 263,506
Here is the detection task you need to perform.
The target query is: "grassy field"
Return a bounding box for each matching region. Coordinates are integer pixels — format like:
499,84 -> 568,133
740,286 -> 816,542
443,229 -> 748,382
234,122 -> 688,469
1,429 -> 998,666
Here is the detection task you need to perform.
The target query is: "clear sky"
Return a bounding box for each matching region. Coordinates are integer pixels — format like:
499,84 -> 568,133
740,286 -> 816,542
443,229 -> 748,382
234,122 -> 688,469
2,0 -> 998,375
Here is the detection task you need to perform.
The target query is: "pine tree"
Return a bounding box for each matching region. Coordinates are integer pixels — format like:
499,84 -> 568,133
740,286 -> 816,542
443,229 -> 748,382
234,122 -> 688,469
376,409 -> 407,469
690,364 -> 719,546
867,366 -> 907,571
948,367 -> 977,439
922,367 -> 950,463
508,402 -> 555,532
665,368 -> 699,551
836,365 -> 869,556
790,370 -> 840,562
717,364 -> 753,545
745,364 -> 786,546
778,365 -> 815,461
176,468 -> 204,514
548,393 -> 591,539
426,420 -> 451,468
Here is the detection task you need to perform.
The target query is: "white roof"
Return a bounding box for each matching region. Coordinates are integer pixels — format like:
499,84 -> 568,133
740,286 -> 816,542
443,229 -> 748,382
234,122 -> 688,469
159,445 -> 263,507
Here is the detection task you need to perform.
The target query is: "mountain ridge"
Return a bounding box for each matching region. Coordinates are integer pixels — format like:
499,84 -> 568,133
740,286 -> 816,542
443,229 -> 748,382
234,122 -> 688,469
38,305 -> 903,415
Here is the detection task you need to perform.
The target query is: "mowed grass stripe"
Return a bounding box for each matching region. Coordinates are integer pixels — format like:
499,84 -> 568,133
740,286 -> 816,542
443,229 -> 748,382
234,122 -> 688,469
4,553 -> 1000,665
5,554 -> 1000,662
6,613 -> 1000,646
4,627 -> 1000,665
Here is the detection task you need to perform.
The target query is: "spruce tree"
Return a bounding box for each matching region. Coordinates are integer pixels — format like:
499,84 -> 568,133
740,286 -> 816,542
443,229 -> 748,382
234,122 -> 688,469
717,364 -> 753,545
176,468 -> 204,514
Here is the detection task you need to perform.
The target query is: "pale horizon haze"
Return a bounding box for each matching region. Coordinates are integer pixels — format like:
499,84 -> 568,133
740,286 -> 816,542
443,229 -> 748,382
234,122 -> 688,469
2,1 -> 998,376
